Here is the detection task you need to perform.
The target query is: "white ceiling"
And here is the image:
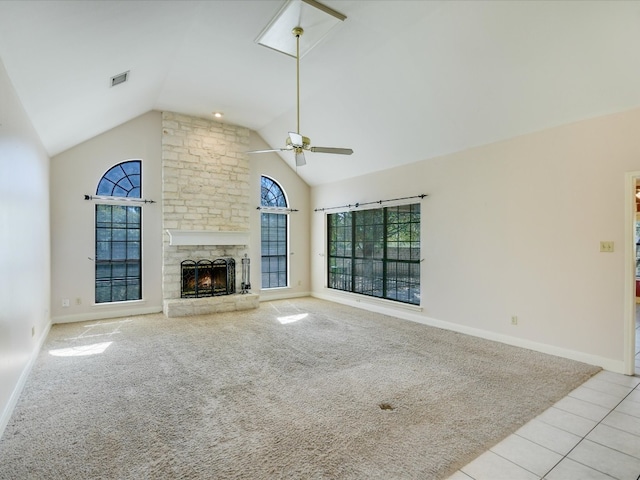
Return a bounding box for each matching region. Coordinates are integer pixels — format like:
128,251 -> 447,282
0,1 -> 639,186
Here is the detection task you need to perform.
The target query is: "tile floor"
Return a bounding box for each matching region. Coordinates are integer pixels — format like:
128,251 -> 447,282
446,313 -> 640,480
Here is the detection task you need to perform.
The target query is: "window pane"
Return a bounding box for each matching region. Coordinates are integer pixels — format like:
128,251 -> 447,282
127,228 -> 140,241
112,228 -> 126,242
127,242 -> 140,260
127,206 -> 140,224
112,206 -> 127,225
96,205 -> 111,223
96,242 -> 110,261
96,263 -> 111,279
112,242 -> 126,260
112,263 -> 126,279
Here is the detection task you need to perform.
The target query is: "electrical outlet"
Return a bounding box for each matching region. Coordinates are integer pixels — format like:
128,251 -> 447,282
600,241 -> 614,253
511,316 -> 518,325
62,299 -> 70,307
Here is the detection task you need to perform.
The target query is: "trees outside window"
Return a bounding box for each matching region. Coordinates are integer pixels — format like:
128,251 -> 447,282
328,203 -> 420,305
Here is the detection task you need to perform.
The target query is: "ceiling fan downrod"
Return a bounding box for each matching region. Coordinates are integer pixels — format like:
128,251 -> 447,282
244,25 -> 353,165
293,26 -> 303,135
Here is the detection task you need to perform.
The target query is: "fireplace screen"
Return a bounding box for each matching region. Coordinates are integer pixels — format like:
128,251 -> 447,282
181,258 -> 235,298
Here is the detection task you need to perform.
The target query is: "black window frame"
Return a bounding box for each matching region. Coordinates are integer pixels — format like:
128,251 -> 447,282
95,204 -> 142,303
94,160 -> 143,304
327,203 -> 421,305
260,176 -> 288,289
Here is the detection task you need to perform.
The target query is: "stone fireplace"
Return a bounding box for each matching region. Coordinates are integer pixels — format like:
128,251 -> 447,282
161,112 -> 258,317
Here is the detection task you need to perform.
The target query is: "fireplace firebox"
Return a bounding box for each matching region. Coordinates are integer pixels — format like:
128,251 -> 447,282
181,258 -> 235,298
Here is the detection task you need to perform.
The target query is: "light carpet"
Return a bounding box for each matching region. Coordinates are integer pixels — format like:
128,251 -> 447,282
0,297 -> 600,479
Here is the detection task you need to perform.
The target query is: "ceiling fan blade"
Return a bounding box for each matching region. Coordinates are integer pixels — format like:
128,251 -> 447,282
288,132 -> 304,147
310,147 -> 354,155
246,148 -> 290,154
295,149 -> 306,166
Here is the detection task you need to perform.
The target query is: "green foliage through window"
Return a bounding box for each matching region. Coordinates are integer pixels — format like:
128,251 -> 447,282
328,203 -> 420,305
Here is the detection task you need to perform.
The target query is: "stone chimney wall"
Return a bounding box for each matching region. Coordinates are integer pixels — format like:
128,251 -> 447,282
161,111 -> 251,300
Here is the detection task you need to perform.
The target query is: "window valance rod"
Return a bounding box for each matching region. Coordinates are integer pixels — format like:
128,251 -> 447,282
256,206 -> 298,213
84,194 -> 156,204
314,193 -> 427,212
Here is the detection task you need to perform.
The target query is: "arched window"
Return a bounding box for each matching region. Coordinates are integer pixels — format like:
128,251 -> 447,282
96,161 -> 141,197
95,160 -> 142,303
261,176 -> 288,288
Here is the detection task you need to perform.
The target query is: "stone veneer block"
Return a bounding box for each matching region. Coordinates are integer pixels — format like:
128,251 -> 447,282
163,294 -> 260,318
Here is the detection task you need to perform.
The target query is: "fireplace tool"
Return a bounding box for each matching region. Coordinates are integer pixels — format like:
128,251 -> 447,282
241,254 -> 251,294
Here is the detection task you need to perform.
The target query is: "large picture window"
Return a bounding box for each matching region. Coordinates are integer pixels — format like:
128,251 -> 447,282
95,160 -> 142,303
328,203 -> 420,305
261,176 -> 288,289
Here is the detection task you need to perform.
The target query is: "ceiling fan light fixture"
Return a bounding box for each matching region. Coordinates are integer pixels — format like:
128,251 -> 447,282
295,149 -> 306,167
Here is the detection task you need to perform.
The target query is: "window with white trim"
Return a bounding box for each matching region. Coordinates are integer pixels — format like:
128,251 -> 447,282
260,176 -> 288,288
94,161 -> 142,303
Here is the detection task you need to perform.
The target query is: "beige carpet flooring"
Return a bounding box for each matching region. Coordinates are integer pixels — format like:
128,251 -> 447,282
0,297 -> 600,479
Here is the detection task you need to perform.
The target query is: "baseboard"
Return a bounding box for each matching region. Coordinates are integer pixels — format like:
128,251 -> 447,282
0,319 -> 52,440
312,292 -> 624,374
52,305 -> 163,324
406,314 -> 623,373
258,290 -> 310,302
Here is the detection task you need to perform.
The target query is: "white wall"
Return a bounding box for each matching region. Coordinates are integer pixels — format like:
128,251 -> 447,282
248,133 -> 310,300
0,59 -> 51,433
50,111 -> 163,323
311,107 -> 640,373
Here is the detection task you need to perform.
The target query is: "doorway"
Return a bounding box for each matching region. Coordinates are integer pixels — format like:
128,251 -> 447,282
624,172 -> 640,375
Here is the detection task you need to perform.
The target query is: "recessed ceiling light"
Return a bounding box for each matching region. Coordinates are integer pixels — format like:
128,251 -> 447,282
213,112 -> 223,118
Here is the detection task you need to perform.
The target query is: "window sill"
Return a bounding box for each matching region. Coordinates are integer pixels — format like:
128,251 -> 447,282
92,299 -> 147,308
324,289 -> 423,312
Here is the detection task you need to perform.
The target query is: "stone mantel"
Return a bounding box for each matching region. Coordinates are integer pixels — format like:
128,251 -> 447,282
166,230 -> 250,246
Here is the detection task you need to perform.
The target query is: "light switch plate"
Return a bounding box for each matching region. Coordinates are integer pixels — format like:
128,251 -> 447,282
600,241 -> 614,253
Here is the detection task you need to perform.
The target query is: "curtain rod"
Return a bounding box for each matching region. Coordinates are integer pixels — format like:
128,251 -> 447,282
314,194 -> 427,212
256,206 -> 299,213
84,195 -> 156,204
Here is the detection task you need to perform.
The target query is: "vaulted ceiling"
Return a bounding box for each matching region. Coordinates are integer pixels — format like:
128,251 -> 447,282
0,1 -> 638,186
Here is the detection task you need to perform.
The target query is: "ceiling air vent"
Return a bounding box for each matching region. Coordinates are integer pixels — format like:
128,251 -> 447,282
110,70 -> 129,87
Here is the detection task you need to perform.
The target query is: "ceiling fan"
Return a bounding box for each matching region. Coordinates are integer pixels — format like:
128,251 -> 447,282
248,26 -> 353,167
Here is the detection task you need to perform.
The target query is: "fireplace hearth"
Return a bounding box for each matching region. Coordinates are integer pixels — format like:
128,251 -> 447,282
181,258 -> 235,298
